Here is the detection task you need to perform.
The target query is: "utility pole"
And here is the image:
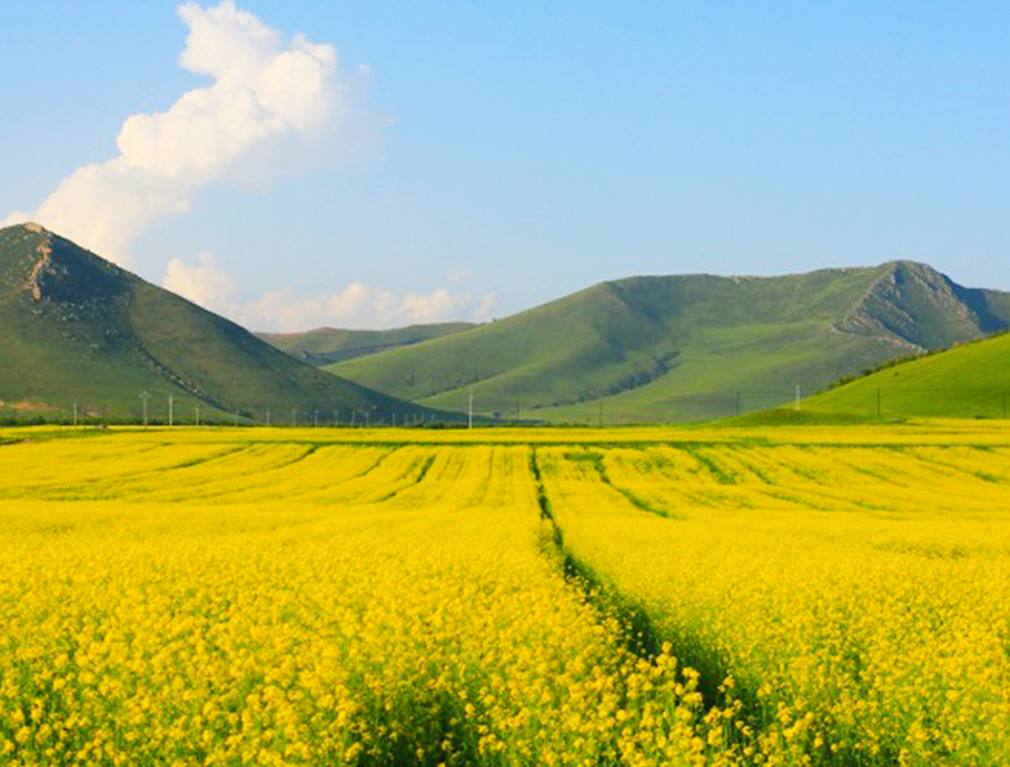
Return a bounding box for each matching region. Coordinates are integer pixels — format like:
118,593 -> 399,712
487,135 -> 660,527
598,400 -> 604,428
333,410 -> 339,427
365,410 -> 370,428
195,405 -> 201,427
291,408 -> 297,427
140,391 -> 150,427
794,385 -> 801,411
313,409 -> 319,428
265,409 -> 271,426
72,401 -> 78,427
468,387 -> 474,430
168,395 -> 174,427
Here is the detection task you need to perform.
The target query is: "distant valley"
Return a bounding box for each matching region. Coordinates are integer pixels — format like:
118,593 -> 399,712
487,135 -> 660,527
258,323 -> 475,367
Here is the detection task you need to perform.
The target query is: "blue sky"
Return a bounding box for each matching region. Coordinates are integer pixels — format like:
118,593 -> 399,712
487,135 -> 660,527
2,2 -> 1008,329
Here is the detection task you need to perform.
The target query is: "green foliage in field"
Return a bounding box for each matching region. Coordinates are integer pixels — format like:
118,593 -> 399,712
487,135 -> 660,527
259,322 -> 475,366
327,262 -> 1010,423
0,224 -> 443,423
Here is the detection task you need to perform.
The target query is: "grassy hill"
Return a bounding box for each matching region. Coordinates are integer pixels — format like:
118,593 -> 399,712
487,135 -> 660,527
803,331 -> 1010,419
259,323 -> 475,366
326,262 -> 1010,423
0,223 -> 447,424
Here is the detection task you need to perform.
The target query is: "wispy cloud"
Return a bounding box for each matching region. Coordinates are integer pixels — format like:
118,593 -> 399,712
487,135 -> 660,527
163,252 -> 495,331
4,1 -> 370,265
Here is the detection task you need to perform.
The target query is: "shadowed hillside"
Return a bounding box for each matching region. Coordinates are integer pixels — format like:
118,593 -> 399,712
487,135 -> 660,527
0,224 -> 449,424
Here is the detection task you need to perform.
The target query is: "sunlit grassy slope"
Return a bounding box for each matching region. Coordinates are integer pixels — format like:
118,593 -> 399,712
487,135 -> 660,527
804,331 -> 1010,419
0,224 -> 443,423
327,262 -> 1010,423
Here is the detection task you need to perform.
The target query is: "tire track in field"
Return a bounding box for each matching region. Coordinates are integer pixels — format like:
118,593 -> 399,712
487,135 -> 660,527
740,446 -> 909,513
6,444 -> 251,501
135,444 -> 327,503
530,447 -> 664,659
563,448 -> 675,519
112,443 -> 315,502
375,453 -> 437,503
906,446 -> 1009,485
221,444 -> 401,509
530,446 -> 772,743
249,446 -> 402,506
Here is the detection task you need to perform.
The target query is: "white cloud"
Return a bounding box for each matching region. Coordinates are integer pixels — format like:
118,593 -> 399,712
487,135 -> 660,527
162,255 -> 489,331
1,211 -> 31,228
163,251 -> 238,312
475,292 -> 498,321
239,284 -> 478,331
6,1 -> 367,264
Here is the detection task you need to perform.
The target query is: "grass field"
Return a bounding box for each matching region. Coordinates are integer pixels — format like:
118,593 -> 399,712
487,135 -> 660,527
2,423 -> 1009,765
805,332 -> 1010,420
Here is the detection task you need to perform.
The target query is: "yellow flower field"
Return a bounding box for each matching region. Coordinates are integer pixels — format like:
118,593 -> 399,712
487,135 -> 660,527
1,424 -> 1009,765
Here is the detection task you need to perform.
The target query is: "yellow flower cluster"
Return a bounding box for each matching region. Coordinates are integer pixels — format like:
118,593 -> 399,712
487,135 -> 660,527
0,433 -> 733,766
542,441 -> 1010,764
2,424 -> 1009,764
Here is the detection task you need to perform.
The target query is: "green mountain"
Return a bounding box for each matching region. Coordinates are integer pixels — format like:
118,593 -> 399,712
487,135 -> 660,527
259,323 -> 475,366
325,261 -> 1010,423
803,330 -> 1010,419
0,223 -> 444,424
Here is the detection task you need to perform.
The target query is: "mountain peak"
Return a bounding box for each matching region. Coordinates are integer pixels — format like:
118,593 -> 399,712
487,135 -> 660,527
0,225 -> 125,309
879,258 -> 938,271
837,260 -> 993,352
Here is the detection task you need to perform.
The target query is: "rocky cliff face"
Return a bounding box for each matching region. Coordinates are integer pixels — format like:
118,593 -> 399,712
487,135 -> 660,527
836,261 -> 1007,352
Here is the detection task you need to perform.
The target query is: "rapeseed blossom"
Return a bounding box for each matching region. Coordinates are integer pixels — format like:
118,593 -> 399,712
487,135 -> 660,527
2,424 -> 1009,764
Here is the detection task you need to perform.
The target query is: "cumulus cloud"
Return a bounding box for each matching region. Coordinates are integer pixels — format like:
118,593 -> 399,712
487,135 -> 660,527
162,255 -> 493,331
239,284 -> 492,331
164,251 -> 238,312
9,2 -> 498,335
7,1 -> 366,264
